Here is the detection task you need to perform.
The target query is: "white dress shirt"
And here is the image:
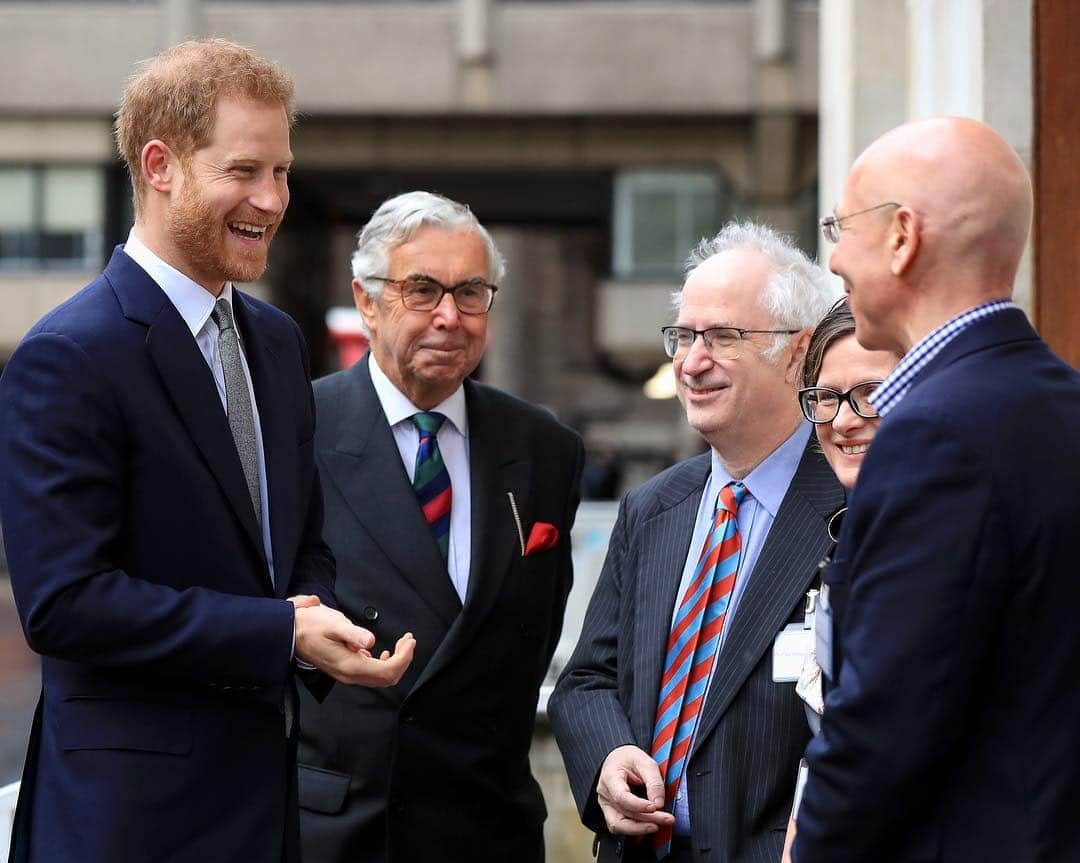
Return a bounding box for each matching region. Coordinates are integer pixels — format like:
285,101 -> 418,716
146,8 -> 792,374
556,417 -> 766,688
123,229 -> 276,586
368,353 -> 472,602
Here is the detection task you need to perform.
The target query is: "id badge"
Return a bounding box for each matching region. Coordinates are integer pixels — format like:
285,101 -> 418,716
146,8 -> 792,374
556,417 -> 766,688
772,623 -> 813,682
816,582 -> 834,681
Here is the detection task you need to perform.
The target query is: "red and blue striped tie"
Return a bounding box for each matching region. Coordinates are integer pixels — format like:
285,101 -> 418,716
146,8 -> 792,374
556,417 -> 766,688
650,481 -> 747,858
411,412 -> 452,561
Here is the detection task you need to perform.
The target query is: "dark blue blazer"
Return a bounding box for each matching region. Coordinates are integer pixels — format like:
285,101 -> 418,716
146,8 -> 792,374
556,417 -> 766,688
795,308 -> 1080,863
0,247 -> 335,863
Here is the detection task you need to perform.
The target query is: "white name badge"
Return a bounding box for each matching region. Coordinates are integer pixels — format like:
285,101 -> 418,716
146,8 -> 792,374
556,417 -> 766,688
772,623 -> 814,682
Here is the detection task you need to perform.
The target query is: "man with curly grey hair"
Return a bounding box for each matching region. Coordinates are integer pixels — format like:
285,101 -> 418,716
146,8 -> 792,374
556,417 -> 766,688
296,191 -> 585,863
550,222 -> 843,863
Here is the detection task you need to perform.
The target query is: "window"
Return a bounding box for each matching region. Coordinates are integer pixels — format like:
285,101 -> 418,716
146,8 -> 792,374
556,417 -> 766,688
0,166 -> 104,271
612,169 -> 727,279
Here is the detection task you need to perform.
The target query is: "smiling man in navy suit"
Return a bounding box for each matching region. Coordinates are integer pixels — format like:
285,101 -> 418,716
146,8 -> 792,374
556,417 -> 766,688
794,118 -> 1080,863
0,39 -> 412,863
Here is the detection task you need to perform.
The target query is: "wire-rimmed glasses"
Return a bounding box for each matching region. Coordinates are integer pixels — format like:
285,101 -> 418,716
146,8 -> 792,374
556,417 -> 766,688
819,202 -> 902,243
661,325 -> 799,361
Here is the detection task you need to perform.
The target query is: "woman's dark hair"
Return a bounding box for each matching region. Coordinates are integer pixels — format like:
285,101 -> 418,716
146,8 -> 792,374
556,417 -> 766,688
802,298 -> 856,388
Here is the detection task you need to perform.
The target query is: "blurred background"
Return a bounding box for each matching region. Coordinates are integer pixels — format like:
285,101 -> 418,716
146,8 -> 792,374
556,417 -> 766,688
0,0 -> 1075,858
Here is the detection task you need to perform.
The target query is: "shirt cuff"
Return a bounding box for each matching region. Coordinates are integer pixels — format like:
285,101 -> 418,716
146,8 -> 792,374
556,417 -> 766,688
291,619 -> 316,670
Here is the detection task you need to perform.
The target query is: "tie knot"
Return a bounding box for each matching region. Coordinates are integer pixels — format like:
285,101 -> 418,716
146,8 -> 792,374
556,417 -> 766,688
718,481 -> 747,514
211,298 -> 235,332
411,411 -> 446,436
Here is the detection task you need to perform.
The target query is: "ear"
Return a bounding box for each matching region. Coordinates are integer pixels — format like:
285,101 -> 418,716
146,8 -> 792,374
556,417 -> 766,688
888,206 -> 920,276
141,139 -> 177,195
354,278 -> 379,336
784,327 -> 813,385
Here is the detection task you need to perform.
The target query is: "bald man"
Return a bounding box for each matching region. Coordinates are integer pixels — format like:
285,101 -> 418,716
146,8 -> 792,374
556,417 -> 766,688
792,117 -> 1080,863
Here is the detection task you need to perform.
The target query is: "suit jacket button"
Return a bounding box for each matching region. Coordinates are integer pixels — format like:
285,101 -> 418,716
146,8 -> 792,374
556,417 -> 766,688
362,605 -> 378,622
402,712 -> 415,724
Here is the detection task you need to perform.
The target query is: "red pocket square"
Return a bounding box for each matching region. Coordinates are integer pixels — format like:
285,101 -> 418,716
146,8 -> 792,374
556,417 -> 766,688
525,521 -> 559,555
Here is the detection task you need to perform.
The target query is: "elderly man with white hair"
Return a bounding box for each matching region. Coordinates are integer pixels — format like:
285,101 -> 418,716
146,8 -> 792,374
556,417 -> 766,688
295,191 -> 584,863
550,222 -> 842,863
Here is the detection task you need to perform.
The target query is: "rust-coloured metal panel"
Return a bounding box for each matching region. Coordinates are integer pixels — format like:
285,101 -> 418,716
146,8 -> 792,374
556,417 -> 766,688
1033,0 -> 1080,367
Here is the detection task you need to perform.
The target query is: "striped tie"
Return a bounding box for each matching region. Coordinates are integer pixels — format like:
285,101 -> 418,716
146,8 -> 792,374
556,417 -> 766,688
650,481 -> 747,858
411,412 -> 452,561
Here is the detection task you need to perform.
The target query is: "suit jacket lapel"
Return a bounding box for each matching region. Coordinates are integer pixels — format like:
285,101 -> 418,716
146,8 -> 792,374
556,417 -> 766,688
691,439 -> 843,754
409,381 -> 528,693
107,249 -> 268,573
321,357 -> 462,628
631,455 -> 711,744
233,293 -> 295,597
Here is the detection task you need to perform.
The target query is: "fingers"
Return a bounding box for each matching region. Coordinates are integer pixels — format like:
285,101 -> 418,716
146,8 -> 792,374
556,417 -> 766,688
596,745 -> 674,835
598,802 -> 669,836
636,754 -> 667,808
337,632 -> 416,687
340,622 -> 377,652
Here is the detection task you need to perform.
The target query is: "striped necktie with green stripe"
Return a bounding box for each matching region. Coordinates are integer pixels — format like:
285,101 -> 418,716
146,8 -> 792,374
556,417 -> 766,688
410,411 -> 452,561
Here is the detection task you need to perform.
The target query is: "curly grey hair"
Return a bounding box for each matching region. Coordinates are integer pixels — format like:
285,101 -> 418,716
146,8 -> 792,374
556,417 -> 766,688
674,221 -> 840,362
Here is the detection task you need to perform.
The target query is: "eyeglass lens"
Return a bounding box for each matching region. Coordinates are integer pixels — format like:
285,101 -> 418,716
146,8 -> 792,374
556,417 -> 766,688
400,277 -> 493,314
801,381 -> 881,423
663,327 -> 744,360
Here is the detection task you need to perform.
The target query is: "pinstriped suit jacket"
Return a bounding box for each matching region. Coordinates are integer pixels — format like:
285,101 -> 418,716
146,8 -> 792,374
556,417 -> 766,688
549,438 -> 843,863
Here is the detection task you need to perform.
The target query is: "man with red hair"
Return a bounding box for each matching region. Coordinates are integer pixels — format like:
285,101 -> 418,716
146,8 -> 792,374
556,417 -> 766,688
0,39 -> 412,863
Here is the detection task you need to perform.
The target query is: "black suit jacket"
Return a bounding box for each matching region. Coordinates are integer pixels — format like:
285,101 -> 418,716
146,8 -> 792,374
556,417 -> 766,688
549,439 -> 843,863
0,247 -> 335,863
795,308 -> 1080,863
297,355 -> 584,863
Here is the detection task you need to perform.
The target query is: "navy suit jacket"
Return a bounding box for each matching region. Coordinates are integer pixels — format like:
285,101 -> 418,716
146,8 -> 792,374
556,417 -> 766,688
0,247 -> 335,863
550,439 -> 843,863
296,356 -> 584,863
795,308 -> 1080,862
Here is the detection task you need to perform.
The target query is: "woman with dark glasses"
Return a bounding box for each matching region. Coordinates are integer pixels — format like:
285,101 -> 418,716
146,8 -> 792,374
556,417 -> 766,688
798,301 -> 900,492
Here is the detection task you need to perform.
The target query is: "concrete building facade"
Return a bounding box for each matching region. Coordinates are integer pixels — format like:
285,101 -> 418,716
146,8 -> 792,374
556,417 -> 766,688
0,0 -> 822,492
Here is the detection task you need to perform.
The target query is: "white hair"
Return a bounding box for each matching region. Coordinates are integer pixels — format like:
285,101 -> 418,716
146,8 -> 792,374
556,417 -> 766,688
350,190 -> 506,294
675,221 -> 840,362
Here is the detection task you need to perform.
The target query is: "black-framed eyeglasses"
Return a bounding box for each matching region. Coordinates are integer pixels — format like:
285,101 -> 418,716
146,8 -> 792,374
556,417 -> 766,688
660,325 -> 800,361
367,275 -> 498,315
798,381 -> 883,424
819,202 -> 902,244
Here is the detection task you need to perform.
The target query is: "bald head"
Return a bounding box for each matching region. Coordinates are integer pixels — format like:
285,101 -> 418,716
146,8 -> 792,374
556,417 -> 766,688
830,118 -> 1033,353
852,116 -> 1032,292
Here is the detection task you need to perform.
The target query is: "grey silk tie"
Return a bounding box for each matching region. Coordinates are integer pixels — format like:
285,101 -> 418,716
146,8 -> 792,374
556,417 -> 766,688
211,298 -> 292,737
211,298 -> 262,527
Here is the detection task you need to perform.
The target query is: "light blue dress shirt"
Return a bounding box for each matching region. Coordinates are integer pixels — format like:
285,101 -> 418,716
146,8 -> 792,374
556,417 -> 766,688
672,422 -> 810,835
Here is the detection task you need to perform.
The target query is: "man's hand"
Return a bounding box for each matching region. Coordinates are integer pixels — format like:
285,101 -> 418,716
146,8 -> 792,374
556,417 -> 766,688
782,816 -> 797,863
596,744 -> 675,836
290,599 -> 416,687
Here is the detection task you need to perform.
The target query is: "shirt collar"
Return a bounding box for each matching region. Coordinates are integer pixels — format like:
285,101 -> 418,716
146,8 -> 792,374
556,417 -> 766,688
368,352 -> 468,437
123,228 -> 232,338
710,421 -> 810,518
869,299 -> 1015,418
